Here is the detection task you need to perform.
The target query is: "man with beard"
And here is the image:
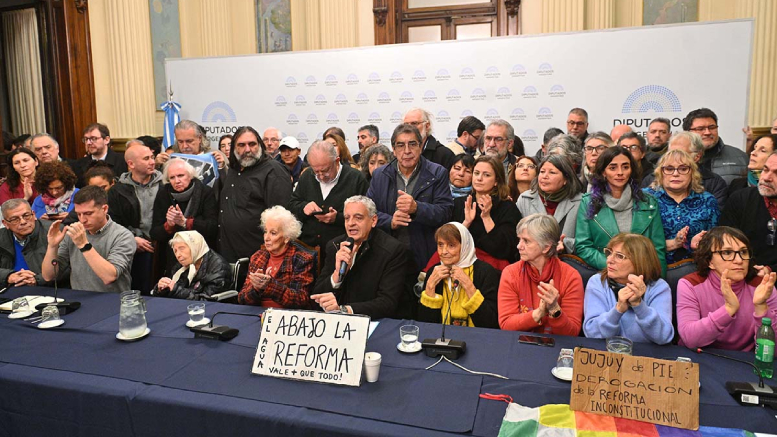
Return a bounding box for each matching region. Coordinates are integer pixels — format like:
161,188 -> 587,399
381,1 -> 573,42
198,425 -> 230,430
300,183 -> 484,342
218,126 -> 293,262
403,108 -> 455,170
74,123 -> 127,187
483,119 -> 517,178
720,152 -> 777,271
646,117 -> 672,166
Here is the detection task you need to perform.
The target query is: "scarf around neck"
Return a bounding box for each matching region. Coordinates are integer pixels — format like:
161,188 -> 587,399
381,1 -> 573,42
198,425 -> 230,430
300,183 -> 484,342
42,188 -> 75,215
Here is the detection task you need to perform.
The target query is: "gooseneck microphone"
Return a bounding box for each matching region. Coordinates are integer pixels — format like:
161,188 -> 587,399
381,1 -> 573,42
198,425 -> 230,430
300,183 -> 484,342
422,275 -> 466,359
36,260 -> 81,314
696,348 -> 777,409
338,237 -> 355,280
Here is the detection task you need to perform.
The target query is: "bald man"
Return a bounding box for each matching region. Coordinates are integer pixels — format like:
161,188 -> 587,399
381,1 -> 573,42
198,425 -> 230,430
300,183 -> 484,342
610,124 -> 633,143
108,140 -> 164,291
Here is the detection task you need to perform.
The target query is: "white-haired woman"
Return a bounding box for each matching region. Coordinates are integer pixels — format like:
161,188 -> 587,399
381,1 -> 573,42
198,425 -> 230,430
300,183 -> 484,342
238,206 -> 316,309
151,158 -> 218,272
153,230 -> 231,300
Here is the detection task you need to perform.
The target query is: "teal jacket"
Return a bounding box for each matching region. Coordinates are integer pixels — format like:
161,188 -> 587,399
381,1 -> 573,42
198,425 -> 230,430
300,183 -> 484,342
574,192 -> 667,276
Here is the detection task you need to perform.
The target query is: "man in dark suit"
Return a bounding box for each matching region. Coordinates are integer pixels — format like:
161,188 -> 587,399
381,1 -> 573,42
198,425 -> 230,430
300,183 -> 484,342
403,108 -> 455,170
29,133 -> 77,169
74,123 -> 128,186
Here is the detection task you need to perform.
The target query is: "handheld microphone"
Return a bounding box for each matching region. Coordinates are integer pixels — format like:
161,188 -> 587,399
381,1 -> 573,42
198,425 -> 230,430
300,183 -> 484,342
422,274 -> 466,359
36,259 -> 81,314
696,348 -> 777,409
190,311 -> 259,341
338,237 -> 355,280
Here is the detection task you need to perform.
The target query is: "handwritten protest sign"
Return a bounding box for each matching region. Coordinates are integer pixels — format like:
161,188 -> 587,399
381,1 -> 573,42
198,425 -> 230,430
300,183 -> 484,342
252,308 -> 371,386
570,348 -> 699,430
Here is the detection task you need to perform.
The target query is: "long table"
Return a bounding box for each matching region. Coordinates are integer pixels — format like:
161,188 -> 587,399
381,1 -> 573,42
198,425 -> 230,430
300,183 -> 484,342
0,286 -> 774,436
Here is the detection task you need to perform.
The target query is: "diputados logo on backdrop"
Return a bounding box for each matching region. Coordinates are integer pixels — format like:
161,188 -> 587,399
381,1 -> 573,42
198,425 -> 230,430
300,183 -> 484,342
334,94 -> 348,105
368,112 -> 382,123
346,113 -> 361,124
470,88 -> 486,101
522,86 -> 539,99
305,76 -> 318,87
378,92 -> 392,104
496,87 -> 512,100
523,129 -> 539,142
285,77 -> 297,87
446,89 -> 461,102
380,131 -> 389,142
537,62 -> 554,76
356,93 -> 369,105
435,69 -> 451,81
460,109 -> 474,119
368,72 -> 381,84
314,94 -> 328,106
287,114 -> 299,126
484,109 -> 500,121
422,90 -> 437,103
485,66 -> 500,79
510,108 -> 527,121
549,85 -> 566,98
510,64 -> 527,77
306,114 -> 318,125
201,101 -> 237,123
294,95 -> 307,107
346,74 -> 359,85
399,91 -> 414,103
459,67 -> 475,80
389,71 -> 403,83
325,75 -> 338,86
412,70 -> 427,82
326,113 -> 340,124
536,107 -> 553,120
390,112 -> 402,124
436,110 -> 451,123
296,133 -> 308,144
446,130 -> 457,142
275,96 -> 287,107
616,85 -> 684,130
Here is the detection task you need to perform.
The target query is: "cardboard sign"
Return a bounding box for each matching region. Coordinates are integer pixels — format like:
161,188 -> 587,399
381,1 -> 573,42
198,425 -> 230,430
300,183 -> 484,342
570,348 -> 699,430
252,308 -> 371,386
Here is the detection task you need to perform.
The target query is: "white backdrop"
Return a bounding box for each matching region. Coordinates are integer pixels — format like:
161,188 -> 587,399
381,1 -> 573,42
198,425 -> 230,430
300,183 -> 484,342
166,19 -> 753,156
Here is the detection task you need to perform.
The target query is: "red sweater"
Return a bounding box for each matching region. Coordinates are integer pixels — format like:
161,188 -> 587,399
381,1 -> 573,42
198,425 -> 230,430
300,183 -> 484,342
498,258 -> 584,336
0,181 -> 37,205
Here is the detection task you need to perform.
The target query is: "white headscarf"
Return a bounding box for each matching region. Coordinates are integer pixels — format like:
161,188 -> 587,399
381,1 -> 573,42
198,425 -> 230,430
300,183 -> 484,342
170,231 -> 210,284
443,222 -> 477,290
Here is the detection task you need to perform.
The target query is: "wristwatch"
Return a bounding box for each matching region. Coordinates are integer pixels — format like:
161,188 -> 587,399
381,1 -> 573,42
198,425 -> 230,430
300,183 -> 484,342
79,243 -> 93,253
549,307 -> 562,318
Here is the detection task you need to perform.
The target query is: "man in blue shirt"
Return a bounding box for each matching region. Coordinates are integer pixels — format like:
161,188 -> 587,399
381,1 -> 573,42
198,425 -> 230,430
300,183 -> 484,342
0,199 -> 51,288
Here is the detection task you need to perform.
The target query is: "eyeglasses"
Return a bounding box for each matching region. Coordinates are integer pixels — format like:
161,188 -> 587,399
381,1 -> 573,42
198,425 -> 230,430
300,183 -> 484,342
467,132 -> 481,141
407,121 -> 426,127
4,212 -> 34,224
567,121 -> 586,127
712,249 -> 751,261
585,145 -> 606,154
661,165 -> 691,175
516,163 -> 537,170
82,136 -> 103,143
622,145 -> 641,152
689,125 -> 718,133
393,141 -> 420,150
484,136 -> 506,144
603,248 -> 628,261
262,137 -> 280,144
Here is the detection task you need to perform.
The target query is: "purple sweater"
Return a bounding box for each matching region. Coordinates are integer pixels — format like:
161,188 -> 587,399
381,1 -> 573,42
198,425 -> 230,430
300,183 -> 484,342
677,271 -> 777,351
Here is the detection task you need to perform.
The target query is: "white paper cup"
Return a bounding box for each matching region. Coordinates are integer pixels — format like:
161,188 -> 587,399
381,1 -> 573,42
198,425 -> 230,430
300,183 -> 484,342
364,352 -> 382,383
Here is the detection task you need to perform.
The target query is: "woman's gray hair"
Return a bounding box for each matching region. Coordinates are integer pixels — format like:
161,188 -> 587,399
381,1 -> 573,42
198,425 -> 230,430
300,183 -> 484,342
260,205 -> 302,240
530,153 -> 583,196
162,158 -> 198,184
516,213 -> 561,258
584,131 -> 614,148
669,131 -> 705,159
343,195 -> 377,217
546,134 -> 583,165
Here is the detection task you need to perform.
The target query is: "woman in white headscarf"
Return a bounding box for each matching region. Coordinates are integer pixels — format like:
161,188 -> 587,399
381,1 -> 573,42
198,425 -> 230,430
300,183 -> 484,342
418,222 -> 501,328
153,230 -> 231,300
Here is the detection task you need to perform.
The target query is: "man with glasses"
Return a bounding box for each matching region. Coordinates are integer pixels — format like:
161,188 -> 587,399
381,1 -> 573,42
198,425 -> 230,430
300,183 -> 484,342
74,123 -> 127,187
683,108 -> 747,185
446,116 -> 485,157
289,140 -> 368,263
262,127 -> 283,159
721,152 -> 777,271
566,108 -> 590,143
0,199 -> 51,288
367,123 -> 453,272
618,132 -> 654,181
483,119 -> 517,177
403,108 -> 455,170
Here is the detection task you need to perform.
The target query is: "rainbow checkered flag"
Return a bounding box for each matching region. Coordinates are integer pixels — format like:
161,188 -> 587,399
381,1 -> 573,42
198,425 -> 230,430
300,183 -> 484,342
498,403 -> 754,437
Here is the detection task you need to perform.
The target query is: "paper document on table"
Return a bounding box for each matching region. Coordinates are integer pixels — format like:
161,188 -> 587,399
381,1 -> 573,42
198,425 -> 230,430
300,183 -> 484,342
368,321 -> 379,338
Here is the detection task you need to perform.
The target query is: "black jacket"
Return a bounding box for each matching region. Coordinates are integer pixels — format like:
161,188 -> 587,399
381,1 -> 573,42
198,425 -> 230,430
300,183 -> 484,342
720,187 -> 777,271
452,196 -> 521,263
287,164 -> 369,257
313,229 -> 414,320
107,175 -> 162,238
74,148 -> 128,187
152,251 -> 231,300
0,220 -> 52,288
418,259 -> 501,329
423,134 -> 456,170
150,178 -> 218,272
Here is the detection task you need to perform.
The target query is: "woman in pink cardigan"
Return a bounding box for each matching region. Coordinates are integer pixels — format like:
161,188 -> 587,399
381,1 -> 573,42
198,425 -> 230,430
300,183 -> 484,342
498,213 -> 584,336
677,226 -> 777,351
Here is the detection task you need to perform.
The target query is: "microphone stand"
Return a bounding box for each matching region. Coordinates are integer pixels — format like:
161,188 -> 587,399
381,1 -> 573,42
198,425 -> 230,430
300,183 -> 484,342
696,348 -> 777,409
421,277 -> 466,359
35,260 -> 81,314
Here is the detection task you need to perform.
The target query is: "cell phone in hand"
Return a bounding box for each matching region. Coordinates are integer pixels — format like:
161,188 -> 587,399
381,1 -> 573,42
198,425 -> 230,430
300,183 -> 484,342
311,210 -> 327,215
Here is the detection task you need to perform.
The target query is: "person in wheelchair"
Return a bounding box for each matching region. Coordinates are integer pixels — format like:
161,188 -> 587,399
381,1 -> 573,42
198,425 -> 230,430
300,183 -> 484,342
153,230 -> 230,300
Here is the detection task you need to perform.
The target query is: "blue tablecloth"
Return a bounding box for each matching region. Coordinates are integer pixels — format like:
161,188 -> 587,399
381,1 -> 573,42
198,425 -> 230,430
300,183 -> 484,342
0,286 -> 775,436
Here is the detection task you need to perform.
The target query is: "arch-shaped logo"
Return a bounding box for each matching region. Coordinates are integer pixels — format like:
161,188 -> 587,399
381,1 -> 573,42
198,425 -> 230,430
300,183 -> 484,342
297,132 -> 308,144
390,111 -> 402,123
460,109 -> 474,118
459,67 -> 475,79
380,131 -> 390,141
399,91 -> 414,103
305,76 -> 317,86
484,108 -> 500,121
356,93 -> 369,104
549,84 -> 566,98
510,108 -> 526,121
368,112 -> 382,123
537,63 -> 554,75
294,95 -> 307,106
511,64 -> 527,77
314,94 -> 327,105
436,69 -> 451,80
422,90 -> 437,102
285,77 -> 297,87
306,113 -> 319,124
334,93 -> 348,105
485,66 -> 500,78
326,113 -> 339,124
389,71 -> 403,83
325,75 -> 338,86
446,130 -> 457,142
347,112 -> 361,124
470,88 -> 486,100
201,101 -> 237,123
287,113 -> 299,125
522,86 -> 538,98
621,85 -> 682,113
536,107 -> 553,120
496,87 -> 512,100
523,129 -> 539,141
368,72 -> 381,84
275,96 -> 287,107
412,70 -> 426,81
378,92 -> 392,104
346,73 -> 359,85
447,88 -> 461,102
437,110 -> 450,122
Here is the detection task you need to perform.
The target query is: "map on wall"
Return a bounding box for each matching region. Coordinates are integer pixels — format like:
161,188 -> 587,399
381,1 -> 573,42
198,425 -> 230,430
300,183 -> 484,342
256,0 -> 291,53
643,0 -> 698,25
149,0 -> 182,108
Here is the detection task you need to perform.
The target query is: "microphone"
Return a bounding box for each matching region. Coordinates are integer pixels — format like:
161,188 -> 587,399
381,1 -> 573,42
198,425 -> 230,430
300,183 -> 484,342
696,348 -> 777,409
190,310 -> 260,341
338,237 -> 355,280
421,273 -> 466,359
36,259 -> 81,314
